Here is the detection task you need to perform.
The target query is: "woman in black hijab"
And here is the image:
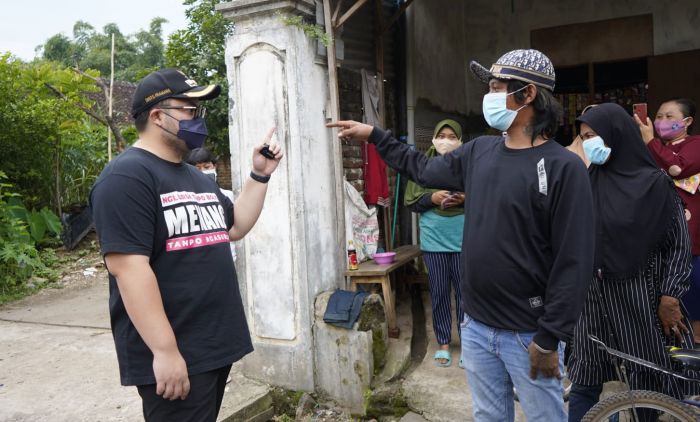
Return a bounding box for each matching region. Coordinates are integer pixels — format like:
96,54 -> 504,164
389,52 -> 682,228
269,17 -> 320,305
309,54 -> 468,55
567,103 -> 696,421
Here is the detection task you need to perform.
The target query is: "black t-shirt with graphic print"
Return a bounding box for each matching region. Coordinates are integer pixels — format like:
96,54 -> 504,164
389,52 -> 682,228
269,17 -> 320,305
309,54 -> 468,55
90,147 -> 253,386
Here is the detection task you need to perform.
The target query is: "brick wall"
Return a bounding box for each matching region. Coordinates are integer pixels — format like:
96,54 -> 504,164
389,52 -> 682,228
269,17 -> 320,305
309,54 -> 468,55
338,67 -> 365,193
338,67 -> 398,198
216,155 -> 233,191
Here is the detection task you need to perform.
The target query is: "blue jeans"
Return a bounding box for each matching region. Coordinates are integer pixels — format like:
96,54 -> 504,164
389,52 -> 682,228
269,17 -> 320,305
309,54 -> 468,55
460,314 -> 566,422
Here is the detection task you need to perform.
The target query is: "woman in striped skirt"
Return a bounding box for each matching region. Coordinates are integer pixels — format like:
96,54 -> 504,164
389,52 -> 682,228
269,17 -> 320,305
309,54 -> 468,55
567,103 -> 697,422
404,119 -> 465,367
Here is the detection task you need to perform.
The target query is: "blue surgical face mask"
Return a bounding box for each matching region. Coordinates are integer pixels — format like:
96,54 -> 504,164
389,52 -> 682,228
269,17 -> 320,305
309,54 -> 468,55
582,136 -> 611,165
482,85 -> 530,131
161,112 -> 209,150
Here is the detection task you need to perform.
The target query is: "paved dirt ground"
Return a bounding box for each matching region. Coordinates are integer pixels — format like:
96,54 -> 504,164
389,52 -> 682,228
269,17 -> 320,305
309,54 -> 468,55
0,241 -> 143,421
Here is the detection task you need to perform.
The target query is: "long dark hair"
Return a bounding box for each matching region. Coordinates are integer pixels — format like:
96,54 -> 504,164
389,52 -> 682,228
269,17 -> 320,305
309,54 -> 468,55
507,79 -> 563,143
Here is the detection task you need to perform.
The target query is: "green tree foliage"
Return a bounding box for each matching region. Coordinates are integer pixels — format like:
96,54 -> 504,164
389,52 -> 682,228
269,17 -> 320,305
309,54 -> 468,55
38,18 -> 167,82
165,0 -> 233,156
42,33 -> 79,65
0,54 -> 107,212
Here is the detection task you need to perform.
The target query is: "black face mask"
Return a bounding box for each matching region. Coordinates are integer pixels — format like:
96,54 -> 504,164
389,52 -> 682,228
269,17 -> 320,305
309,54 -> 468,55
160,112 -> 209,150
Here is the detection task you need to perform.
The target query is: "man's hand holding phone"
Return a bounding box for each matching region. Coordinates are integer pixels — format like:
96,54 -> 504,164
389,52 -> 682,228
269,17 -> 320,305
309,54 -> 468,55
252,127 -> 284,177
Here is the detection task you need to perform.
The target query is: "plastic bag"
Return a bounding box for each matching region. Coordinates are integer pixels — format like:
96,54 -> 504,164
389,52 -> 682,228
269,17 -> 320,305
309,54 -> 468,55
344,180 -> 379,262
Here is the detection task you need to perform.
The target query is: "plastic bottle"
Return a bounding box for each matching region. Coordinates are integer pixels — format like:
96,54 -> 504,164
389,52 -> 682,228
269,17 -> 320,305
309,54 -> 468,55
347,240 -> 358,271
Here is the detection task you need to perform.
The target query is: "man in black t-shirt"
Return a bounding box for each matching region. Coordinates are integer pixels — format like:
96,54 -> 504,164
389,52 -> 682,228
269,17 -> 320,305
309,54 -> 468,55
90,68 -> 283,421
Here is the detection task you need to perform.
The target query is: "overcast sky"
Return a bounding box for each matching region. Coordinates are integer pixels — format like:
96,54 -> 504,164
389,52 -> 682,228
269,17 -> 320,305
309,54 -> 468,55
1,0 -> 189,61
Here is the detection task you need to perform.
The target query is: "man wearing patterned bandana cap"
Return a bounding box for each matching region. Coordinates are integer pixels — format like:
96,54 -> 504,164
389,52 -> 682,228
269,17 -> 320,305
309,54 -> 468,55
469,48 -> 557,91
328,49 -> 594,422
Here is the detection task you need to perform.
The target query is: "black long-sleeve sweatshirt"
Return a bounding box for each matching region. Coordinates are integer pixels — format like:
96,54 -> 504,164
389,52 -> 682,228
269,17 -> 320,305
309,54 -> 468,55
406,193 -> 435,213
369,128 -> 595,350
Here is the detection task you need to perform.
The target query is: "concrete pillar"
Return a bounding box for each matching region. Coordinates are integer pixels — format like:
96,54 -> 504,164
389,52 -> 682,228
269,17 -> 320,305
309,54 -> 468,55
216,0 -> 343,391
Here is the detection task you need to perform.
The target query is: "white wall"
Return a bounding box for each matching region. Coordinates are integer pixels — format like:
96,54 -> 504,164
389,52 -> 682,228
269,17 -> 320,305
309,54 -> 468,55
223,7 -> 343,391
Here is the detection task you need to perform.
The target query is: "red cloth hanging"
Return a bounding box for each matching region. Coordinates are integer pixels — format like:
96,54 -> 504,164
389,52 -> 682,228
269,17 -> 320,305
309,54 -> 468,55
363,143 -> 390,206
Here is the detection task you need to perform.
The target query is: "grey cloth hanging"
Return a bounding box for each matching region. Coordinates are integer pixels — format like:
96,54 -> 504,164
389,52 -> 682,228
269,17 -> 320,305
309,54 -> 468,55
361,69 -> 382,127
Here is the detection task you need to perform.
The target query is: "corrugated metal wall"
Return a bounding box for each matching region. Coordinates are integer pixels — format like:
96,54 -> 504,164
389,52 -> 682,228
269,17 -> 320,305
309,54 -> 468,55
337,0 -> 402,193
336,0 -> 404,249
338,0 -> 397,80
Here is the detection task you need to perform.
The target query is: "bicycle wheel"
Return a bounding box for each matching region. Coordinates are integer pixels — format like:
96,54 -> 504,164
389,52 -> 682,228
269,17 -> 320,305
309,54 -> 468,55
581,390 -> 700,422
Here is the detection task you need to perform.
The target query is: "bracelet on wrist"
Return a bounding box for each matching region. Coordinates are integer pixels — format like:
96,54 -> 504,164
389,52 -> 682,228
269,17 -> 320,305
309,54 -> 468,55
250,171 -> 270,184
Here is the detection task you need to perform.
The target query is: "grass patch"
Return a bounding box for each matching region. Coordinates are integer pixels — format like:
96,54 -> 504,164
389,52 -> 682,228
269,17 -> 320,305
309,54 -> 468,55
0,235 -> 100,305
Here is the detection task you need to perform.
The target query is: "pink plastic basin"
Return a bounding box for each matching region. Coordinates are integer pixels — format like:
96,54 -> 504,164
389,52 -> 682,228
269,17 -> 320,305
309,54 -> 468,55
373,252 -> 397,265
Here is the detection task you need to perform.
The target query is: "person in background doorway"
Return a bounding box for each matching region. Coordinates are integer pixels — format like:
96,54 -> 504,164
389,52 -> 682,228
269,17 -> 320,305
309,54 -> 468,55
568,103 -> 696,422
637,98 -> 700,345
186,147 -> 236,262
404,119 -> 465,368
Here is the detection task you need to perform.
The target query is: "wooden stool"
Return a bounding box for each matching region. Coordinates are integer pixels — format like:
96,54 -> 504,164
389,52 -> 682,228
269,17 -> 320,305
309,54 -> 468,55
345,245 -> 421,338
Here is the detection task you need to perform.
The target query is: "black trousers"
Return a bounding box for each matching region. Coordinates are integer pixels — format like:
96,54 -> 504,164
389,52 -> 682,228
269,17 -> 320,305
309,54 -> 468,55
137,365 -> 232,422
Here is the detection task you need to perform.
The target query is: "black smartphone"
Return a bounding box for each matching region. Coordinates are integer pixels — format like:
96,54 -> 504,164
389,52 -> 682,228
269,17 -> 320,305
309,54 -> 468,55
260,144 -> 275,159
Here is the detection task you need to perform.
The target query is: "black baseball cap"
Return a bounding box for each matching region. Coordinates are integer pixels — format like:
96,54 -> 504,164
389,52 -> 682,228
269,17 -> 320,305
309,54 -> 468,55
131,68 -> 221,118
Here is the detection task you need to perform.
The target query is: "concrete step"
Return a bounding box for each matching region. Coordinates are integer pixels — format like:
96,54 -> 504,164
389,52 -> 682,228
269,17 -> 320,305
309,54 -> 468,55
400,411 -> 430,422
374,292 -> 413,386
218,363 -> 273,422
403,291 -> 471,421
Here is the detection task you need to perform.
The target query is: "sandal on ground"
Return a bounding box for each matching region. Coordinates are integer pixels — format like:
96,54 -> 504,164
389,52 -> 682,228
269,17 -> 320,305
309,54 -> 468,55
434,350 -> 451,367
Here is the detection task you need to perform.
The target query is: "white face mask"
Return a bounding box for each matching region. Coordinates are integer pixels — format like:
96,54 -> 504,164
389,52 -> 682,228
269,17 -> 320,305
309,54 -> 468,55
432,137 -> 461,155
582,136 -> 611,165
202,168 -> 217,182
481,84 -> 530,131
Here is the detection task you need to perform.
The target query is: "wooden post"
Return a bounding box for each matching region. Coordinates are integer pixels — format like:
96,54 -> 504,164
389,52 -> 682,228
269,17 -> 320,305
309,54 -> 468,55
380,0 -> 414,36
334,0 -> 369,28
374,0 -> 392,249
324,0 -> 348,284
108,33 -> 115,161
588,61 -> 595,102
331,0 -> 344,25
55,137 -> 61,217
